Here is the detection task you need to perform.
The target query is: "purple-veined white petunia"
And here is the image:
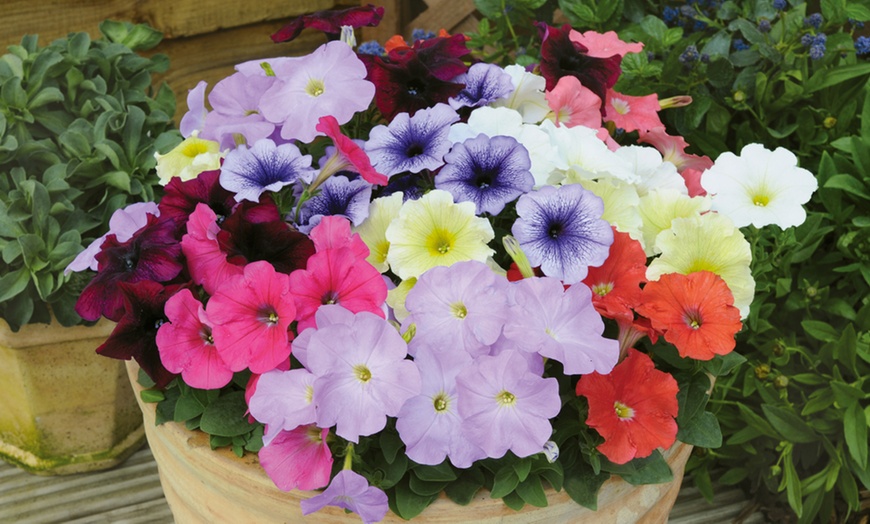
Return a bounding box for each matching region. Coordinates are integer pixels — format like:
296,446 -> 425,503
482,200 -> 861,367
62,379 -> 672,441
455,350 -> 561,458
365,103 -> 459,177
500,276 -> 619,375
448,62 -> 514,110
512,184 -> 613,284
435,133 -> 534,215
220,139 -> 314,202
304,306 -> 421,442
296,175 -> 372,234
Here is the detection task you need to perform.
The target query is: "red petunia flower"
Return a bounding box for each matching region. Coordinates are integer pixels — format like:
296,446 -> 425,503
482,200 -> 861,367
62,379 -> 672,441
582,228 -> 646,323
575,348 -> 679,465
271,4 -> 385,44
636,271 -> 742,361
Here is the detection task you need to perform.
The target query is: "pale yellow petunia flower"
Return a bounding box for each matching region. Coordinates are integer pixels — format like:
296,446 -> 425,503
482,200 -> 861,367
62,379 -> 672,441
154,134 -> 223,185
638,189 -> 711,256
353,192 -> 404,273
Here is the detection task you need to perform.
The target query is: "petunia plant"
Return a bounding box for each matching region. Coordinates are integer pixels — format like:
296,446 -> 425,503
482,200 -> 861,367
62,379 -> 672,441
73,6 -> 822,523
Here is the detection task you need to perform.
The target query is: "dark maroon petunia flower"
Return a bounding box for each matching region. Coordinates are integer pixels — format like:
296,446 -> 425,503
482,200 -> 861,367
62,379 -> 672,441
271,4 -> 385,43
536,23 -> 622,113
96,280 -> 179,388
157,169 -> 237,228
217,198 -> 315,275
75,215 -> 184,322
364,34 -> 469,120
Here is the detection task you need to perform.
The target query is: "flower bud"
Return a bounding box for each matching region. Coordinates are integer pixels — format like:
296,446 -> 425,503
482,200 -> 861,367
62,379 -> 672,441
733,90 -> 746,103
755,363 -> 771,380
773,375 -> 789,389
823,116 -> 837,128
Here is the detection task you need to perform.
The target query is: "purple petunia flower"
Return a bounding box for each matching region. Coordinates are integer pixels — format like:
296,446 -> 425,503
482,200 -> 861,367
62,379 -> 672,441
435,134 -> 534,215
395,346 -> 486,468
220,139 -> 314,202
365,103 -> 459,177
511,184 -> 613,284
456,350 -> 561,458
448,62 -> 514,110
297,175 -> 372,234
300,470 -> 389,524
404,260 -> 509,357
500,276 -> 619,375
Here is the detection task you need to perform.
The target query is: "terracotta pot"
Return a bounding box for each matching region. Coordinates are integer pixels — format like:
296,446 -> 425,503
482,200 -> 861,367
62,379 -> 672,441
0,317 -> 145,475
127,361 -> 692,523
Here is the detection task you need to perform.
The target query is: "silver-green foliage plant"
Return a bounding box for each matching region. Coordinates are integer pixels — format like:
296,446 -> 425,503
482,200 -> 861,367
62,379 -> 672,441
0,20 -> 181,330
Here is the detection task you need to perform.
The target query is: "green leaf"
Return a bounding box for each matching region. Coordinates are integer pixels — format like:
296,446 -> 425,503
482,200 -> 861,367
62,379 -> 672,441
618,451 -> 674,486
805,63 -> 870,94
408,474 -> 448,497
515,474 -> 548,507
762,405 -> 818,443
824,174 -> 870,200
0,268 -> 31,302
844,401 -> 868,470
413,460 -> 457,482
393,477 -> 437,520
513,458 -> 532,482
677,411 -> 723,448
198,391 -> 253,437
444,469 -> 484,505
140,389 -> 165,403
563,465 -> 609,510
801,320 -> 840,343
783,451 -> 803,517
379,428 -> 403,464
174,391 -> 207,422
490,466 -> 520,499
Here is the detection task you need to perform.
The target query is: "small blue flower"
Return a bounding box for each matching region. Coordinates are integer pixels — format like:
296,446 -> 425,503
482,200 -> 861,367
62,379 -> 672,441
297,175 -> 372,233
801,33 -> 816,47
411,28 -> 436,41
693,19 -> 708,32
357,40 -> 385,56
758,19 -> 771,33
448,63 -> 514,110
809,44 -> 826,60
733,38 -> 750,51
679,44 -> 701,64
804,13 -> 823,29
701,52 -> 710,63
856,36 -> 870,56
850,19 -> 865,30
773,0 -> 787,10
435,134 -> 534,216
220,139 -> 314,202
511,184 -> 613,285
814,33 -> 827,45
663,6 -> 680,23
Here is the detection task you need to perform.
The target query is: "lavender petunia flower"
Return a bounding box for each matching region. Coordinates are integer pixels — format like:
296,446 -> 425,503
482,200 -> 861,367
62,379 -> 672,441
300,470 -> 389,524
201,72 -> 279,150
435,134 -> 534,215
365,103 -> 459,177
456,350 -> 561,458
511,184 -> 613,284
297,175 -> 372,234
448,62 -> 514,110
395,346 -> 486,468
404,260 -> 509,357
220,139 -> 314,202
500,276 -> 619,375
248,368 -> 317,446
179,81 -> 208,138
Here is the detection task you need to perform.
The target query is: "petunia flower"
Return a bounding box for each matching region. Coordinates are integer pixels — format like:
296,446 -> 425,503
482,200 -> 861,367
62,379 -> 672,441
545,75 -> 602,129
220,139 -> 314,202
575,348 -> 679,465
582,228 -> 647,323
75,215 -> 183,322
700,143 -> 818,229
395,345 -> 486,468
435,134 -> 534,215
385,189 -> 495,280
248,368 -> 317,445
637,189 -> 711,256
455,350 -> 561,458
614,145 -> 686,197
157,169 -> 237,228
569,29 -> 644,58
300,469 -> 389,524
179,80 -> 208,138
637,271 -> 742,360
65,202 -> 159,275
305,308 -> 421,442
156,288 -> 233,390
297,175 -> 373,234
404,260 -> 509,357
638,127 -> 713,196
492,65 -> 550,124
604,90 -> 663,133
206,261 -> 296,374
198,72 -> 279,150
501,276 -> 619,375
647,212 -> 754,318
181,203 -> 243,295
575,177 -> 643,248
365,103 -> 459,177
511,184 -> 613,285
312,115 -> 387,187
154,135 -> 223,186
353,192 -> 404,272
260,426 -> 333,492
259,41 -> 375,143
270,4 -> 385,43
448,62 -> 514,109
540,119 -> 636,184
95,281 -> 178,388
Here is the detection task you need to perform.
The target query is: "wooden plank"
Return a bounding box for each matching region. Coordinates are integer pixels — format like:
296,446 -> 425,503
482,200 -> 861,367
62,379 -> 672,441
405,0 -> 476,35
360,0 -> 409,42
0,0 -> 342,47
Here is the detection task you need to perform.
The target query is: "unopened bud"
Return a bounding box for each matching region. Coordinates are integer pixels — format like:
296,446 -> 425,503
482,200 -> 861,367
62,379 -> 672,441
823,116 -> 837,128
659,95 -> 693,109
733,90 -> 746,103
542,441 -> 559,463
755,363 -> 771,380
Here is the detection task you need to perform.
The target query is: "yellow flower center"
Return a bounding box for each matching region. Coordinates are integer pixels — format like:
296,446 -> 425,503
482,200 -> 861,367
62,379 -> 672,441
306,78 -> 326,97
354,364 -> 372,383
433,392 -> 450,413
304,385 -> 314,405
451,302 -> 467,319
753,194 -> 770,207
612,98 -> 630,115
427,228 -> 455,256
181,140 -> 211,158
592,282 -> 614,297
614,401 -> 634,420
496,390 -> 516,407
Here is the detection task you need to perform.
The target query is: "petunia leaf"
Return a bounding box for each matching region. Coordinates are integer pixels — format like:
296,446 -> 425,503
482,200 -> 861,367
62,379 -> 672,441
199,391 -> 253,437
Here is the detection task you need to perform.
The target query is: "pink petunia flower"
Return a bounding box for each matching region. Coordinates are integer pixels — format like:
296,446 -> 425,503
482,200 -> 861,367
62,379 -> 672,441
308,215 -> 370,260
604,90 -> 662,133
206,261 -> 296,373
182,203 -> 243,294
312,116 -> 388,187
569,29 -> 644,59
156,288 -> 233,390
638,127 -> 714,196
259,425 -> 333,491
545,76 -> 602,129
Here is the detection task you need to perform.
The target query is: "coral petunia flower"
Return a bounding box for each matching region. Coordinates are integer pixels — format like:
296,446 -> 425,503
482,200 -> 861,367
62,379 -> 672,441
636,271 -> 742,360
582,228 -> 647,323
575,348 -> 679,465
545,75 -> 602,129
604,90 -> 663,134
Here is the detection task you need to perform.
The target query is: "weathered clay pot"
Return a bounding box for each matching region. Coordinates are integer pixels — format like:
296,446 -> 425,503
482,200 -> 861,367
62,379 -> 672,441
127,361 -> 692,523
0,318 -> 145,475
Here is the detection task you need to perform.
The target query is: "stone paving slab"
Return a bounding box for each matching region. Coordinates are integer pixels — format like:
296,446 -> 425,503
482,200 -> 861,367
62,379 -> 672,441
0,446 -> 763,523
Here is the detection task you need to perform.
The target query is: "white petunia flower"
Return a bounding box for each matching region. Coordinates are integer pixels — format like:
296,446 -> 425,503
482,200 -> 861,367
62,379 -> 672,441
614,145 -> 687,197
701,143 -> 818,228
492,65 -> 550,124
541,120 -> 637,185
